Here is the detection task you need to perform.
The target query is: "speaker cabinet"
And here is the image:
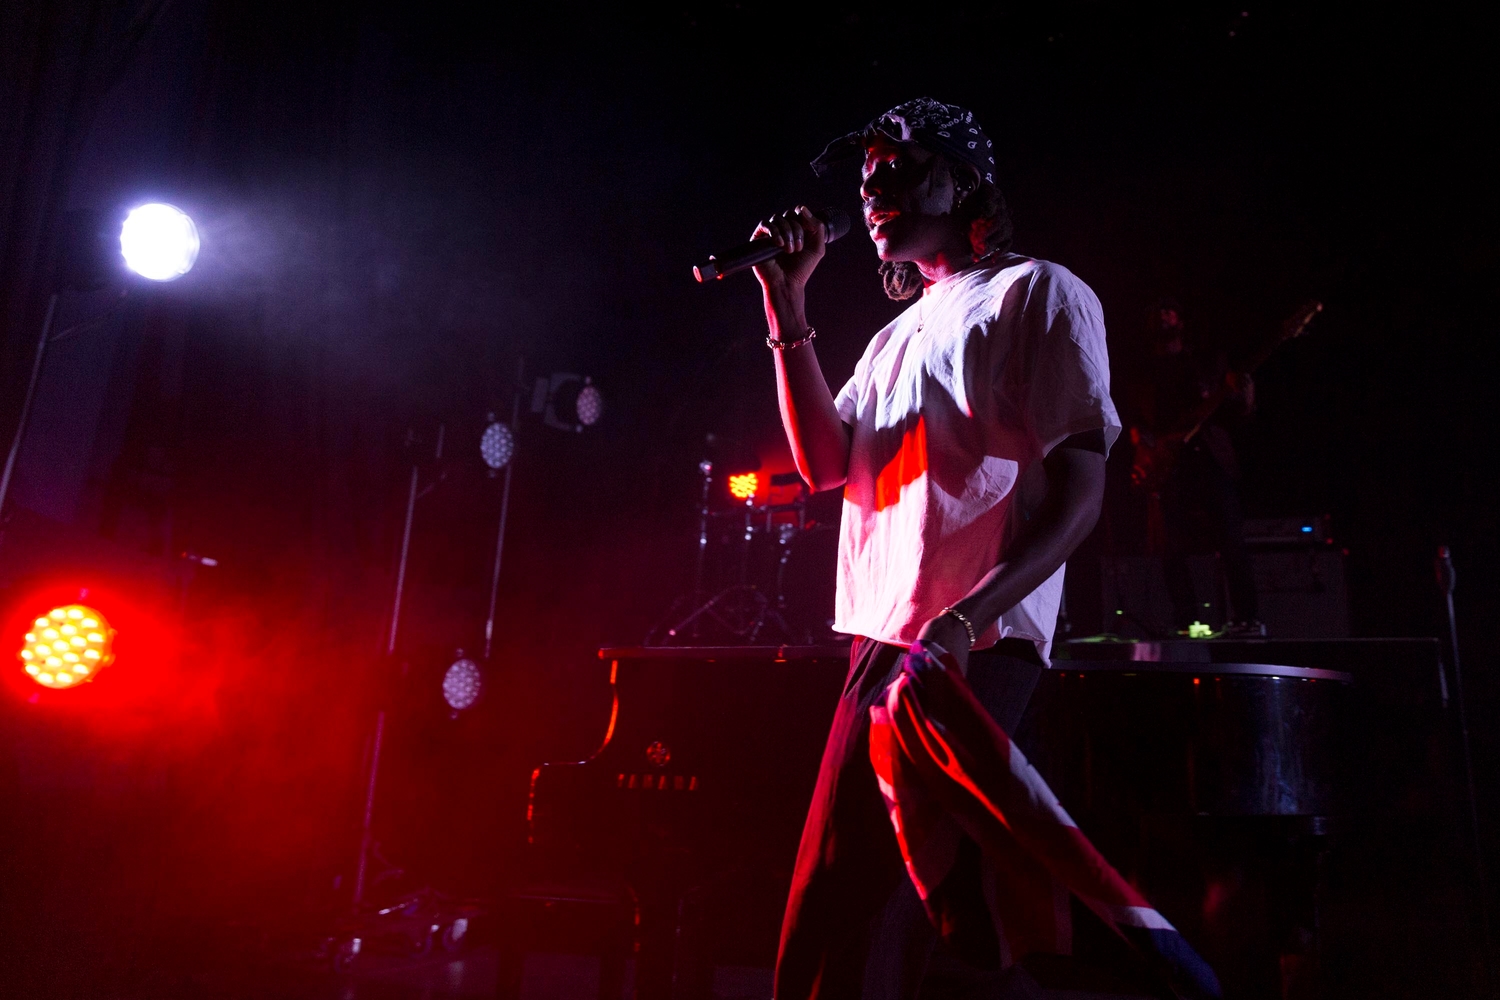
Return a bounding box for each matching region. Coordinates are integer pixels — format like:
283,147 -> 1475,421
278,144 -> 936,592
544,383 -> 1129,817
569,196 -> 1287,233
1098,549 -> 1350,638
1249,547 -> 1350,638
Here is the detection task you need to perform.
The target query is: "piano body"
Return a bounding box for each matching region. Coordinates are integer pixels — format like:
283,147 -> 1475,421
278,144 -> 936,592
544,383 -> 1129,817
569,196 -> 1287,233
521,639 -> 1463,999
524,645 -> 850,999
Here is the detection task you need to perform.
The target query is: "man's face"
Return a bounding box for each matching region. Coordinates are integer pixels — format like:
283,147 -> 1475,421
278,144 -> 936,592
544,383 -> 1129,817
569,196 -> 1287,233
860,134 -> 966,262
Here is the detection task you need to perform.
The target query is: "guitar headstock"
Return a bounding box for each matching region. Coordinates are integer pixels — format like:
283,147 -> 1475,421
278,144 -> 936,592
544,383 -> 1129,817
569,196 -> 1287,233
1281,300 -> 1324,342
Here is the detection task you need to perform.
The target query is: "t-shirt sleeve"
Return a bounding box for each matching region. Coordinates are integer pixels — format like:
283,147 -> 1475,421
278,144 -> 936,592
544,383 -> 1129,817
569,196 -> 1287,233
1020,270 -> 1122,457
834,357 -> 865,425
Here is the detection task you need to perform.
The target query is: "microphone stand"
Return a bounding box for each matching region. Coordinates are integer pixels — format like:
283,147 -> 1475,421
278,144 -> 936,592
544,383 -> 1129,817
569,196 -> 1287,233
1437,544 -> 1491,975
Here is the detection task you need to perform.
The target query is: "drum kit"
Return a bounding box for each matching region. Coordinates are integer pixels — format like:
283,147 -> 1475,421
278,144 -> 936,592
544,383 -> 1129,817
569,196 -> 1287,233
647,435 -> 839,646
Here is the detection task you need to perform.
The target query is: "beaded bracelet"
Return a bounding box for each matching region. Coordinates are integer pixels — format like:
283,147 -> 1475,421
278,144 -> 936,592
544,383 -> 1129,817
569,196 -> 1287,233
766,327 -> 817,350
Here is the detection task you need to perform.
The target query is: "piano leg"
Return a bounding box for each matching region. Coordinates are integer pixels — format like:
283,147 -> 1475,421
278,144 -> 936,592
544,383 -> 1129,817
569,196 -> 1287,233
494,888 -> 637,1000
495,936 -> 524,1000
671,887 -> 716,1000
634,892 -> 676,1000
601,936 -> 629,1000
631,884 -> 719,1000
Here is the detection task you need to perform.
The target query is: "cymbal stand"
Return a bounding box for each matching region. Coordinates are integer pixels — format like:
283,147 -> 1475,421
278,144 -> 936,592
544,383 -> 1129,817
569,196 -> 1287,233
691,460 -> 713,603
768,488 -> 809,613
738,494 -> 754,583
773,521 -> 797,613
651,489 -> 798,645
661,581 -> 793,645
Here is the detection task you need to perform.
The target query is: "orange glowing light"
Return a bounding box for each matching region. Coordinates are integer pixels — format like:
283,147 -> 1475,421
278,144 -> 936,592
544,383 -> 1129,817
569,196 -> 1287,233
874,414 -> 928,512
19,604 -> 115,690
728,472 -> 759,500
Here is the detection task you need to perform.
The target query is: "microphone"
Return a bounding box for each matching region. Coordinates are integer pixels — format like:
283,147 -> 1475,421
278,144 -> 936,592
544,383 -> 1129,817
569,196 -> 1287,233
693,207 -> 852,283
1436,544 -> 1457,596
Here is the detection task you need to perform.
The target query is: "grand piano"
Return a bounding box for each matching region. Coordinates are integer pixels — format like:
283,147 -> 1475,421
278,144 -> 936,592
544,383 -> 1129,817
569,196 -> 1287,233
519,638 -> 1457,1000
519,645 -> 851,1000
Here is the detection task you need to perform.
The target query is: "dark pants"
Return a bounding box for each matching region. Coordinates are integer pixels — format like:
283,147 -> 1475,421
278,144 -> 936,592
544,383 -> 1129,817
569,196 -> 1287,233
1161,440 -> 1259,628
774,636 -> 1044,1000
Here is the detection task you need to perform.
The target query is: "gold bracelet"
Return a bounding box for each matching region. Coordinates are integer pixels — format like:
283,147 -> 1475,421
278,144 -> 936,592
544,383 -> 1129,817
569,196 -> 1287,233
940,606 -> 977,649
767,327 -> 816,350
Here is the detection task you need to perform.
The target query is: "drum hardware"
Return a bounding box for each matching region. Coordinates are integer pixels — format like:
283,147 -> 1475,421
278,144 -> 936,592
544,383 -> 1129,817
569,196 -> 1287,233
647,459 -> 818,645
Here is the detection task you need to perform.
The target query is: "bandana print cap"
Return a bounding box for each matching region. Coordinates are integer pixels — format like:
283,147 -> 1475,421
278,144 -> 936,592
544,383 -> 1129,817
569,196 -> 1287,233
810,97 -> 996,185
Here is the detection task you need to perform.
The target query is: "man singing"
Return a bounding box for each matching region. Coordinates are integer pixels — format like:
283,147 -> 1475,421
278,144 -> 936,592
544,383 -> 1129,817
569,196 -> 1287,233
753,98 -> 1121,999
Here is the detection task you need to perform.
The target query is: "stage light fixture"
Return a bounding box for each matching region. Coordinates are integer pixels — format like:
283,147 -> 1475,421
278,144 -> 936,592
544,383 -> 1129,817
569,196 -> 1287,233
574,383 -> 604,427
728,472 -> 759,500
442,654 -> 481,712
532,373 -> 603,433
480,419 -> 515,471
120,203 -> 199,281
19,604 -> 115,689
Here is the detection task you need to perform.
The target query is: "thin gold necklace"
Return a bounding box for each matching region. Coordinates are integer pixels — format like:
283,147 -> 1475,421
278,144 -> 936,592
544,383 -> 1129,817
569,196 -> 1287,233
914,293 -> 933,334
915,250 -> 1003,333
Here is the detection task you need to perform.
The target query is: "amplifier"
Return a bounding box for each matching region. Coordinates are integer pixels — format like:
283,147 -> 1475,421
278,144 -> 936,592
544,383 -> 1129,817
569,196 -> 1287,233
1098,549 -> 1350,638
1251,548 -> 1350,638
1244,515 -> 1333,546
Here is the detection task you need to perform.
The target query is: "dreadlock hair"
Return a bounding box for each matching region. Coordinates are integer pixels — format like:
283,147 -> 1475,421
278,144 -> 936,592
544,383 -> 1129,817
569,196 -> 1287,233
878,157 -> 1014,301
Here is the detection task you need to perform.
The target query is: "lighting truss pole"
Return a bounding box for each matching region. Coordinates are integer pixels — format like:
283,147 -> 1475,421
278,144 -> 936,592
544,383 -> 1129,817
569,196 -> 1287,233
352,423 -> 443,908
0,293 -> 60,528
2,204 -> 197,534
483,358 -> 524,661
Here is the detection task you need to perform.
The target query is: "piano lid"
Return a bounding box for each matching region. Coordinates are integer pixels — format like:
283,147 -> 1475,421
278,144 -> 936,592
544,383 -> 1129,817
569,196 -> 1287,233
599,645 -> 853,660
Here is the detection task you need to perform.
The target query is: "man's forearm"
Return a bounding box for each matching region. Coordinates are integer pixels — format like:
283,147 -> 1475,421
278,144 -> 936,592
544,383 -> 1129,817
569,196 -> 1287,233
765,285 -> 850,491
949,443 -> 1106,632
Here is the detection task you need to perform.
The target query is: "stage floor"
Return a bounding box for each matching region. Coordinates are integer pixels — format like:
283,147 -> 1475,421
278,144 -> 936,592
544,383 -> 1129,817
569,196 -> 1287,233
145,945 -> 1153,1000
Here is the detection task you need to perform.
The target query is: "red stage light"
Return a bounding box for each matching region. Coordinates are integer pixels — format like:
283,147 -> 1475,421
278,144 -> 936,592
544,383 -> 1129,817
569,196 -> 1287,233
728,472 -> 758,500
19,604 -> 115,689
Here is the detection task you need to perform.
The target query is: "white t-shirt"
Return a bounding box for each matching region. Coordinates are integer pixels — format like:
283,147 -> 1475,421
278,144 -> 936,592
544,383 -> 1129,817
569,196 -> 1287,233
832,255 -> 1120,661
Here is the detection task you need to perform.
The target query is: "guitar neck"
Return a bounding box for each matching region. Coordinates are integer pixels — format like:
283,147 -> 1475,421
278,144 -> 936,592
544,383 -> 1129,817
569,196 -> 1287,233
1237,336 -> 1287,379
1177,337 -> 1276,436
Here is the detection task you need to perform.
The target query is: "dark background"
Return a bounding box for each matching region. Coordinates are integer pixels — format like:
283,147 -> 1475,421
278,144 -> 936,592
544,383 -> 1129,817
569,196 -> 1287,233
0,3 -> 1494,996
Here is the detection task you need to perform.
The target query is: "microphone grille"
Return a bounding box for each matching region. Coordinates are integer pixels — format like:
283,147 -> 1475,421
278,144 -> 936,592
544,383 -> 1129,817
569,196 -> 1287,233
817,207 -> 852,243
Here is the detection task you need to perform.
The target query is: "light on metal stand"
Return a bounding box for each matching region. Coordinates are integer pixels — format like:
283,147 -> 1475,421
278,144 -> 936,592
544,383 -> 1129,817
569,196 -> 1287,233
17,603 -> 116,688
483,362 -> 603,661
119,203 -> 199,281
352,424 -> 445,909
0,203 -> 199,533
442,650 -> 482,717
480,420 -> 515,474
482,361 -> 523,662
532,372 -> 604,433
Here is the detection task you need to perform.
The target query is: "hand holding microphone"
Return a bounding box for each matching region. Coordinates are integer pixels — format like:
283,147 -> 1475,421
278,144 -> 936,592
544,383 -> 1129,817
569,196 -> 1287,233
693,206 -> 851,285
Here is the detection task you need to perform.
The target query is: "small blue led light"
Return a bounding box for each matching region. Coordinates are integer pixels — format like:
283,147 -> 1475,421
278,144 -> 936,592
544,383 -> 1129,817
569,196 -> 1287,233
1301,525 -> 1313,533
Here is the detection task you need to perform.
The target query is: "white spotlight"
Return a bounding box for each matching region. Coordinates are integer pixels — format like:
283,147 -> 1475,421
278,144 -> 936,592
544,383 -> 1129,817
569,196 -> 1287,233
120,203 -> 199,281
575,382 -> 604,427
442,655 -> 482,713
480,420 -> 515,471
